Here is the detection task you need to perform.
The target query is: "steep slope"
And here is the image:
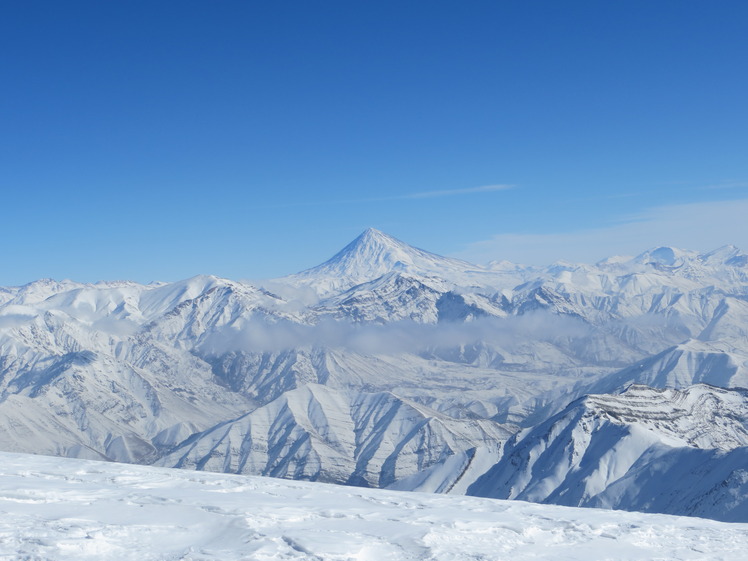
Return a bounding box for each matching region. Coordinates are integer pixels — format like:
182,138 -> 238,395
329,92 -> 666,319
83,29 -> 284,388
387,446 -> 503,494
157,383 -> 511,487
585,338 -> 748,395
0,311 -> 253,462
466,384 -> 748,521
314,271 -> 451,324
0,277 -> 274,462
698,295 -> 748,342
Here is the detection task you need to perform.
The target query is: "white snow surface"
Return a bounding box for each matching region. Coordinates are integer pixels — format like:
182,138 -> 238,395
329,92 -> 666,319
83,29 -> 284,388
1,451 -> 747,561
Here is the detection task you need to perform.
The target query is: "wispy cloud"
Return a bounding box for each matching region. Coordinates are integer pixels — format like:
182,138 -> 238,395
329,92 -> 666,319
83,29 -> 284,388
200,313 -> 588,355
700,180 -> 748,190
254,184 -> 513,209
397,184 -> 513,200
456,197 -> 748,265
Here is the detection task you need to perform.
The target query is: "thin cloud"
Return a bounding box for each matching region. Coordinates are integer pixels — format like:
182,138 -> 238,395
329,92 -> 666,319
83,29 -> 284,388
400,184 -> 514,200
200,313 -> 589,355
700,181 -> 748,190
251,184 -> 514,209
456,198 -> 748,266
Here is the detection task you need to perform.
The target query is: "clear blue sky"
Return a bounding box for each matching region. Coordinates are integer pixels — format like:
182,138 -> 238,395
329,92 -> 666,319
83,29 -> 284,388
2,1 -> 747,284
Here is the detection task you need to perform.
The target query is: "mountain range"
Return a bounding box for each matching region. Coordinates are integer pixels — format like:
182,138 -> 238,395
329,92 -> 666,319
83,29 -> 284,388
1,228 -> 747,521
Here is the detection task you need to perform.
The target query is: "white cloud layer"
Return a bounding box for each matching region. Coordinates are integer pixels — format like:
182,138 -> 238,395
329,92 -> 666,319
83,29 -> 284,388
457,198 -> 748,265
201,314 -> 590,355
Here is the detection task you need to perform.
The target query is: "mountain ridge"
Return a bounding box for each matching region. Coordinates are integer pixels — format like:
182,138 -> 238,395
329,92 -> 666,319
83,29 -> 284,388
463,384 -> 748,521
1,228 -> 747,521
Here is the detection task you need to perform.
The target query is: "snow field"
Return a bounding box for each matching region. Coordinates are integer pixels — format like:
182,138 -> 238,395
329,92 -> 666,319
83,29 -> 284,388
0,452 -> 747,560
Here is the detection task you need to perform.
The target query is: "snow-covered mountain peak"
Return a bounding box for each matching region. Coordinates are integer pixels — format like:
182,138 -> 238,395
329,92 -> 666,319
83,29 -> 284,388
281,228 -> 480,296
701,245 -> 748,267
596,254 -> 635,267
331,228 -> 424,266
630,245 -> 748,272
356,226 -> 399,244
486,259 -> 530,272
325,227 -> 472,273
634,246 -> 697,268
10,278 -> 86,305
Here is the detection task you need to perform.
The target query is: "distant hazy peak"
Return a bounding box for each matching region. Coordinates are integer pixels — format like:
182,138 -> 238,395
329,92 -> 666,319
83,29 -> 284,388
701,244 -> 748,266
631,245 -> 748,269
633,246 -> 695,267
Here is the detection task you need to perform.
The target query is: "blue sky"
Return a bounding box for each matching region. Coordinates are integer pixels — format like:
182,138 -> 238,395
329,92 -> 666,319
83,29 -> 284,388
2,1 -> 747,285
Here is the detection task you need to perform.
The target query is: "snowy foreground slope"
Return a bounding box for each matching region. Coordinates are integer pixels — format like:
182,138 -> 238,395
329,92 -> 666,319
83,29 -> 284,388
1,452 -> 747,561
